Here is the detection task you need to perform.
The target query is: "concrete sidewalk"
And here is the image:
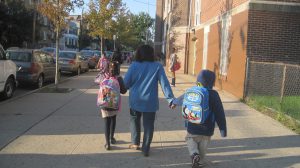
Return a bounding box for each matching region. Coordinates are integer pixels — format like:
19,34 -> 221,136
0,65 -> 299,168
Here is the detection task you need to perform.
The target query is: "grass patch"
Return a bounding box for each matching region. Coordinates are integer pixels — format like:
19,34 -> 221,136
37,87 -> 74,93
245,95 -> 300,134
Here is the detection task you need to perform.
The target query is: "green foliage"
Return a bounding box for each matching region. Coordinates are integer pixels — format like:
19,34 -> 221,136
86,0 -> 122,40
130,12 -> 154,45
0,0 -> 34,48
83,1 -> 155,50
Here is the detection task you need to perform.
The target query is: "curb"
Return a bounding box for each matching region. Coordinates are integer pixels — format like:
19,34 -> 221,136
0,74 -> 80,106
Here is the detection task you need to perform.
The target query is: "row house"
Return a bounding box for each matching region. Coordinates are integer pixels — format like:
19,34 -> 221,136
155,0 -> 300,99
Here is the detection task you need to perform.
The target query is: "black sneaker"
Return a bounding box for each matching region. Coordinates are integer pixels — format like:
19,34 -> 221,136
192,154 -> 201,168
111,137 -> 117,144
142,151 -> 149,157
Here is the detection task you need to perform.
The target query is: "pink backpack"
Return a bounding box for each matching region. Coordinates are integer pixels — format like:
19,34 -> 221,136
97,76 -> 120,111
94,57 -> 109,84
99,57 -> 109,73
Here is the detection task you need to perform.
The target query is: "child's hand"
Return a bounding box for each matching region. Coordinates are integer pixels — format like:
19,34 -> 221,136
169,100 -> 176,109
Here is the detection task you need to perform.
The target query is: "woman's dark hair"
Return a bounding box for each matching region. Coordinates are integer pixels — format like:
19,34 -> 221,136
135,45 -> 155,62
109,61 -> 120,76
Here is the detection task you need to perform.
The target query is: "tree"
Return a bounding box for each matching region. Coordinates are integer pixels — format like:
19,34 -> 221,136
0,0 -> 35,49
130,12 -> 154,45
37,0 -> 83,86
86,0 -> 122,52
110,11 -> 155,50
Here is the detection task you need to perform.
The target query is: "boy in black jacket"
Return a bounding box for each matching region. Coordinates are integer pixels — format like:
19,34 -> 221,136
171,70 -> 227,168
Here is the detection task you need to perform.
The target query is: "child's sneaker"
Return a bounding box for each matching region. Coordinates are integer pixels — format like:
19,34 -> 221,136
191,153 -> 201,168
111,137 -> 117,144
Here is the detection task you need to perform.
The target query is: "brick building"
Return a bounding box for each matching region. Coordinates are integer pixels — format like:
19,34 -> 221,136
155,0 -> 300,98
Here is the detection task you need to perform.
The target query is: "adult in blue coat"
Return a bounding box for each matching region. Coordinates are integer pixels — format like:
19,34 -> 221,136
124,45 -> 175,157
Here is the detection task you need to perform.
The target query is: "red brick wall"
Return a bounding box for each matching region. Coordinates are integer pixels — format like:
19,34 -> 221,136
247,9 -> 300,64
171,0 -> 190,26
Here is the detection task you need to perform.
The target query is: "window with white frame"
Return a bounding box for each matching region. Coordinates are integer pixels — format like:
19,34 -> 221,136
220,14 -> 232,75
195,0 -> 201,26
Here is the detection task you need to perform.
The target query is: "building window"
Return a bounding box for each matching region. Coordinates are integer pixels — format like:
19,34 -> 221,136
195,0 -> 201,26
220,14 -> 232,75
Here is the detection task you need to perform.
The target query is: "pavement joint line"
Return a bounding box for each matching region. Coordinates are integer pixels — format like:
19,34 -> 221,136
0,79 -> 95,151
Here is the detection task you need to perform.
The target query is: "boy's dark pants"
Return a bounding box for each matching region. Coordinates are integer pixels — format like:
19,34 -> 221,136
130,109 -> 156,154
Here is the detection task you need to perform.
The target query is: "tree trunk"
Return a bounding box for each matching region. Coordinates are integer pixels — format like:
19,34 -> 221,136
32,0 -> 36,48
55,0 -> 60,87
100,36 -> 103,53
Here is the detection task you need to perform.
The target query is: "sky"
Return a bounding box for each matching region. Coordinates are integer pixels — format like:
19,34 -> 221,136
71,0 -> 156,18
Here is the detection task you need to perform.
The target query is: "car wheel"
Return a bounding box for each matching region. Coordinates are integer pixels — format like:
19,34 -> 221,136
1,78 -> 15,99
37,75 -> 44,88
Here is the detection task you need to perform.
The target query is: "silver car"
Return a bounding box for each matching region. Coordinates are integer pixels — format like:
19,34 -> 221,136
58,51 -> 89,75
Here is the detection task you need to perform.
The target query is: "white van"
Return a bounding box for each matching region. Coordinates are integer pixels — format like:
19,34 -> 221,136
0,44 -> 17,99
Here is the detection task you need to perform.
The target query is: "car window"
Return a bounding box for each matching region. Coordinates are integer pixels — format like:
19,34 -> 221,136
80,51 -> 93,57
45,48 -> 54,53
46,55 -> 54,63
42,48 -> 55,53
0,45 -> 5,60
94,51 -> 101,56
34,53 -> 42,62
6,51 -> 32,62
40,53 -> 48,63
59,52 -> 76,59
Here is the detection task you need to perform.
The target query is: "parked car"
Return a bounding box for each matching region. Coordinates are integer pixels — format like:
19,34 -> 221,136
58,51 -> 89,75
6,49 -> 58,88
0,44 -> 17,99
93,50 -> 101,63
105,51 -> 113,58
80,50 -> 98,69
40,47 -> 58,58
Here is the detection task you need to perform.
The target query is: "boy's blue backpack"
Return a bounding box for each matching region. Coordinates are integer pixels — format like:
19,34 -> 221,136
182,86 -> 211,124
